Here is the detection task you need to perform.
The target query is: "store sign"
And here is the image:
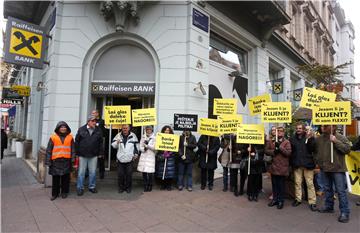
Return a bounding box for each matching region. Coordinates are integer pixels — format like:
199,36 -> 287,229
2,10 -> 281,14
2,87 -> 23,100
192,8 -> 209,33
1,99 -> 23,105
91,82 -> 155,95
174,113 -> 198,132
11,85 -> 31,97
4,17 -> 46,69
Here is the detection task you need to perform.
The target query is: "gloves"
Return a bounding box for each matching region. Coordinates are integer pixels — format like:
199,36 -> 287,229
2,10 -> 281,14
181,155 -> 186,160
275,141 -> 280,149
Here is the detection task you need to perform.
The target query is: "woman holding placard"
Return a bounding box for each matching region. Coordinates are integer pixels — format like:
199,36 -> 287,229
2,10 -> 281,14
245,142 -> 266,202
155,125 -> 177,191
138,126 -> 156,192
198,135 -> 220,190
219,134 -> 231,192
265,126 -> 292,209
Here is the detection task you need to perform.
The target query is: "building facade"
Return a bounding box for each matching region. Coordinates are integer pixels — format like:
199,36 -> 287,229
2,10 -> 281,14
2,1 -> 356,176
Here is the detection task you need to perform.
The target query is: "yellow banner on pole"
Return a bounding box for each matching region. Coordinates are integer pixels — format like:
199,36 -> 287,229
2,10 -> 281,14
213,98 -> 237,115
104,105 -> 131,125
261,102 -> 292,123
346,151 -> 360,196
236,124 -> 265,144
218,114 -> 243,134
199,118 -> 219,137
312,101 -> 351,125
248,94 -> 272,116
300,87 -> 336,109
155,133 -> 180,152
132,108 -> 157,127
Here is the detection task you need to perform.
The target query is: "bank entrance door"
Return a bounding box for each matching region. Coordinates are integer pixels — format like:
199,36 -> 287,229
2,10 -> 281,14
95,95 -> 155,171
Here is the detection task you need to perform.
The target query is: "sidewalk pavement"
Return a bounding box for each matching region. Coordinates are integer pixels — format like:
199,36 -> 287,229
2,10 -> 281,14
1,152 -> 359,232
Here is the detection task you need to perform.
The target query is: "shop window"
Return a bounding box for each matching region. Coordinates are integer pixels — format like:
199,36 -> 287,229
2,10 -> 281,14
209,33 -> 248,74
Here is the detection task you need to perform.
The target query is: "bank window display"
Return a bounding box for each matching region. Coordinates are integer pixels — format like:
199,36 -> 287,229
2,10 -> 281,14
209,33 -> 248,74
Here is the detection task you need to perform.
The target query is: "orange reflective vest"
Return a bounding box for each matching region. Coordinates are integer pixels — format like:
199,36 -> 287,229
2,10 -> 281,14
50,134 -> 73,160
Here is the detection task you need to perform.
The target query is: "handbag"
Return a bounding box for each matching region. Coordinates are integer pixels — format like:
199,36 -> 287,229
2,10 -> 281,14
263,154 -> 272,163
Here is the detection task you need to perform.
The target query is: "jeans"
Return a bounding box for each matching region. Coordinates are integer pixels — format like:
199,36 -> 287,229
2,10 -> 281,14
77,156 -> 98,190
201,168 -> 214,187
271,175 -> 286,203
178,162 -> 193,188
294,167 -> 316,204
323,172 -> 350,215
118,161 -> 133,191
223,167 -> 229,188
52,174 -> 70,197
315,170 -> 325,192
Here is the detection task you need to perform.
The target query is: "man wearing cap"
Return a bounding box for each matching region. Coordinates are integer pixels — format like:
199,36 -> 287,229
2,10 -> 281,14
75,115 -> 104,196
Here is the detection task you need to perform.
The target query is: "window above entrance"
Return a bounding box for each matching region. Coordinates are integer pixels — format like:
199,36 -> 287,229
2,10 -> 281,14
93,44 -> 155,82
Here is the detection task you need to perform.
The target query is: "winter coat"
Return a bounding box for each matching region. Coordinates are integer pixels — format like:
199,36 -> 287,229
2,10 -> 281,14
265,138 -> 292,176
75,124 -> 104,158
289,134 -> 316,169
46,121 -> 75,176
241,144 -> 266,174
229,143 -> 247,169
156,151 -> 177,179
197,135 -> 220,170
1,129 -> 7,151
219,135 -> 231,167
178,133 -> 197,164
112,132 -> 139,163
95,118 -> 106,136
315,133 -> 351,173
137,133 -> 156,173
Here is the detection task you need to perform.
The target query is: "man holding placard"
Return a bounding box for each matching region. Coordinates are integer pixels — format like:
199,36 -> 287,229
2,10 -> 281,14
315,125 -> 351,223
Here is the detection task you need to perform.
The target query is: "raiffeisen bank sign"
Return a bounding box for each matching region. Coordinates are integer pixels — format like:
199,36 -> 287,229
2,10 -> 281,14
91,82 -> 155,95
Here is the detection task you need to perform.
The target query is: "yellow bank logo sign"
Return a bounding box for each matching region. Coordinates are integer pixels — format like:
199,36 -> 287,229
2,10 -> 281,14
9,28 -> 43,59
4,17 -> 46,69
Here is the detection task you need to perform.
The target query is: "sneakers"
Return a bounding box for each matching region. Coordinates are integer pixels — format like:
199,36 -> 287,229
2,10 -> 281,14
89,188 -> 98,193
178,186 -> 183,191
187,187 -> 193,192
338,213 -> 350,223
292,200 -> 302,207
309,204 -> 317,212
318,207 -> 335,213
77,189 -> 84,196
268,200 -> 278,207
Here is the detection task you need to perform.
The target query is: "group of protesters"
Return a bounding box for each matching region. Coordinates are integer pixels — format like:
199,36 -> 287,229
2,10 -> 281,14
45,110 -> 359,224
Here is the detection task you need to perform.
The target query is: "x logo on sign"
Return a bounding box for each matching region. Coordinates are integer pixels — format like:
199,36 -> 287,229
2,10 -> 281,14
274,84 -> 281,91
294,92 -> 301,100
13,31 -> 40,55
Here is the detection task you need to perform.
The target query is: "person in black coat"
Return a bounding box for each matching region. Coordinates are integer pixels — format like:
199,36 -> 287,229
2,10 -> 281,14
231,142 -> 248,197
197,135 -> 220,190
91,109 -> 107,179
289,123 -> 317,211
155,125 -> 177,191
75,115 -> 104,196
1,128 -> 8,160
244,142 -> 265,202
45,121 -> 75,200
177,129 -> 197,191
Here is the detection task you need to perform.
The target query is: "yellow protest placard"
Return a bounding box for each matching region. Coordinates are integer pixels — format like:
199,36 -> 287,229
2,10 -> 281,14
199,118 -> 219,137
312,101 -> 351,125
261,102 -> 292,123
132,108 -> 157,127
237,124 -> 265,145
346,151 -> 360,196
104,105 -> 131,125
300,87 -> 336,109
248,94 -> 272,116
213,98 -> 237,115
218,114 -> 243,134
155,133 -> 180,152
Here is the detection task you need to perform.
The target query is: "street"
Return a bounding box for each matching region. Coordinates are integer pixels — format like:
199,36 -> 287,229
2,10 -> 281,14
1,153 -> 359,233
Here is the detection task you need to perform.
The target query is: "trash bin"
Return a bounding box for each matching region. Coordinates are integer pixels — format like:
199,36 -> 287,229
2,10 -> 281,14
11,138 -> 17,152
15,141 -> 24,158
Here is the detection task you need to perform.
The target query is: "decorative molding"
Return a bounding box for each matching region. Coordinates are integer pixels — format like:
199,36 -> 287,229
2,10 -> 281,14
100,1 -> 143,32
